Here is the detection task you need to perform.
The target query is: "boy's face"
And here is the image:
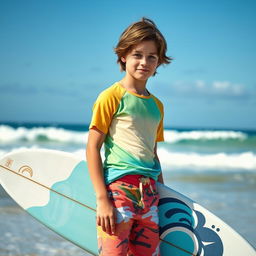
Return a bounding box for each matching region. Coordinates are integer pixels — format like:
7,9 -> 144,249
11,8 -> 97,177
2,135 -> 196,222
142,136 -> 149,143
121,40 -> 159,82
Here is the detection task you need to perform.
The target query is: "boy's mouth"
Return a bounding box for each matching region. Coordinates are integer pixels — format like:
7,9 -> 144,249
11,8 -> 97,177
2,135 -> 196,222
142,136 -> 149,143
137,68 -> 150,72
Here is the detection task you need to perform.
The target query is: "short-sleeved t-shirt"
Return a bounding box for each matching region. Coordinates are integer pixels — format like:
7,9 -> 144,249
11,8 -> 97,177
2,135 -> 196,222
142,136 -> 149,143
89,82 -> 164,184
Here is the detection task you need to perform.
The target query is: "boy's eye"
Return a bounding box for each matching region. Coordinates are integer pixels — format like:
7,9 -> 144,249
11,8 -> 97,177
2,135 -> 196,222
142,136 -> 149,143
133,53 -> 142,58
149,55 -> 157,60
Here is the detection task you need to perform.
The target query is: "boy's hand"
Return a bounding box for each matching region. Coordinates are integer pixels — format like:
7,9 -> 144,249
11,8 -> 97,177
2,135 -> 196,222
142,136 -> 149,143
96,197 -> 116,235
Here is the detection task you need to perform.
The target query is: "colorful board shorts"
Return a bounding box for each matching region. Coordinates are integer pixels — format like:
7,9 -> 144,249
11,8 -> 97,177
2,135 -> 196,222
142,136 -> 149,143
97,175 -> 160,256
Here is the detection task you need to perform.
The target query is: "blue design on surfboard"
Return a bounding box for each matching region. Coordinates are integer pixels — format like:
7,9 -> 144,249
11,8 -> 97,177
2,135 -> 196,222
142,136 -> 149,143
27,161 -> 98,255
158,197 -> 224,256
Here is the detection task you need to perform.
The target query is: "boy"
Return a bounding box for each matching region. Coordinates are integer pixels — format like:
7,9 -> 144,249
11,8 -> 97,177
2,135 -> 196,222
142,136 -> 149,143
86,17 -> 171,256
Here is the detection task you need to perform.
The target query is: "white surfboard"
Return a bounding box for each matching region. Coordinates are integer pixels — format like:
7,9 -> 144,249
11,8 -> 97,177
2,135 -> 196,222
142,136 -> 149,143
0,149 -> 255,255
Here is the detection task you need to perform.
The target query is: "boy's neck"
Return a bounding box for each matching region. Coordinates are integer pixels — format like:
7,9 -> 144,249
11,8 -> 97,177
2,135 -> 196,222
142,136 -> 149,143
119,77 -> 150,96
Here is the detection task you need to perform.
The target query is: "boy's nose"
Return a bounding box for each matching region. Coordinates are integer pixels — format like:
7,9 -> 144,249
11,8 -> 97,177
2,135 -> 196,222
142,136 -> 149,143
140,57 -> 147,65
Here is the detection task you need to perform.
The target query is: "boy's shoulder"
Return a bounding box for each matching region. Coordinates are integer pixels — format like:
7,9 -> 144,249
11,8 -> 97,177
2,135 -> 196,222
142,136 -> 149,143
97,82 -> 125,101
99,82 -> 125,97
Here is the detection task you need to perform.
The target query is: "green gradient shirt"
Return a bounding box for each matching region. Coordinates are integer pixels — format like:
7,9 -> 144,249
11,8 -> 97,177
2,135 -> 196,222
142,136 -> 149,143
89,82 -> 164,184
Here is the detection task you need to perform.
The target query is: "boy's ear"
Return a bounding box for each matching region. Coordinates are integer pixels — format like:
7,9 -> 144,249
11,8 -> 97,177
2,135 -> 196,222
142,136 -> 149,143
121,56 -> 126,63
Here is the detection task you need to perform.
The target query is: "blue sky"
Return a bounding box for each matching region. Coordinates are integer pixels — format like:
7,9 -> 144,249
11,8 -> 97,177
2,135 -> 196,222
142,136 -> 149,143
1,0 -> 256,129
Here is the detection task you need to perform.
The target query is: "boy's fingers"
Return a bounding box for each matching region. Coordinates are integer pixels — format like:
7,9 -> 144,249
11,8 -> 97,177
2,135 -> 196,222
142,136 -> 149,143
110,215 -> 116,235
96,208 -> 116,235
101,217 -> 106,232
105,217 -> 111,234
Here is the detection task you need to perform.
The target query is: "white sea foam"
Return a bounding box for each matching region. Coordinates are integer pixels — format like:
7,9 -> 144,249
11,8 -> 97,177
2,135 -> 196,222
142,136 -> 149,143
158,148 -> 256,171
164,130 -> 247,143
0,125 -> 88,144
0,125 -> 249,145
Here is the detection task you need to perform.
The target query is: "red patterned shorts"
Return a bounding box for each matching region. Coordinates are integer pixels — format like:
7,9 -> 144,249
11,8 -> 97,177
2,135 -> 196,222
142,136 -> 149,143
97,176 -> 160,256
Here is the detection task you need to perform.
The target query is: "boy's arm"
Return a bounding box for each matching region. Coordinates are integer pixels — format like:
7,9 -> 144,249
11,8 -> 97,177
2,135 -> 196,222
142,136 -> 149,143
86,127 -> 116,235
154,143 -> 164,184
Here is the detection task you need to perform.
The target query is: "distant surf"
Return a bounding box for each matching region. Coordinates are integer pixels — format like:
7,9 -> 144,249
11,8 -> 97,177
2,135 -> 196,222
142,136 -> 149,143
1,123 -> 255,144
0,123 -> 256,172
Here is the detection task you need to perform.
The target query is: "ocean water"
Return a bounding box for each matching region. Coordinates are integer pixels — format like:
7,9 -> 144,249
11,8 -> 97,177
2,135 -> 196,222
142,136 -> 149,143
0,122 -> 256,255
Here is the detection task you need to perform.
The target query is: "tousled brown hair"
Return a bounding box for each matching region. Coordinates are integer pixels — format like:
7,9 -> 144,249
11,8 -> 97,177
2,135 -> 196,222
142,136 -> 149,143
115,17 -> 172,73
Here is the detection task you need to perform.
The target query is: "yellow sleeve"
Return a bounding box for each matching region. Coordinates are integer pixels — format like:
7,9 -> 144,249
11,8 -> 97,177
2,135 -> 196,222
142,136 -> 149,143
152,95 -> 165,142
156,116 -> 164,142
89,84 -> 124,134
